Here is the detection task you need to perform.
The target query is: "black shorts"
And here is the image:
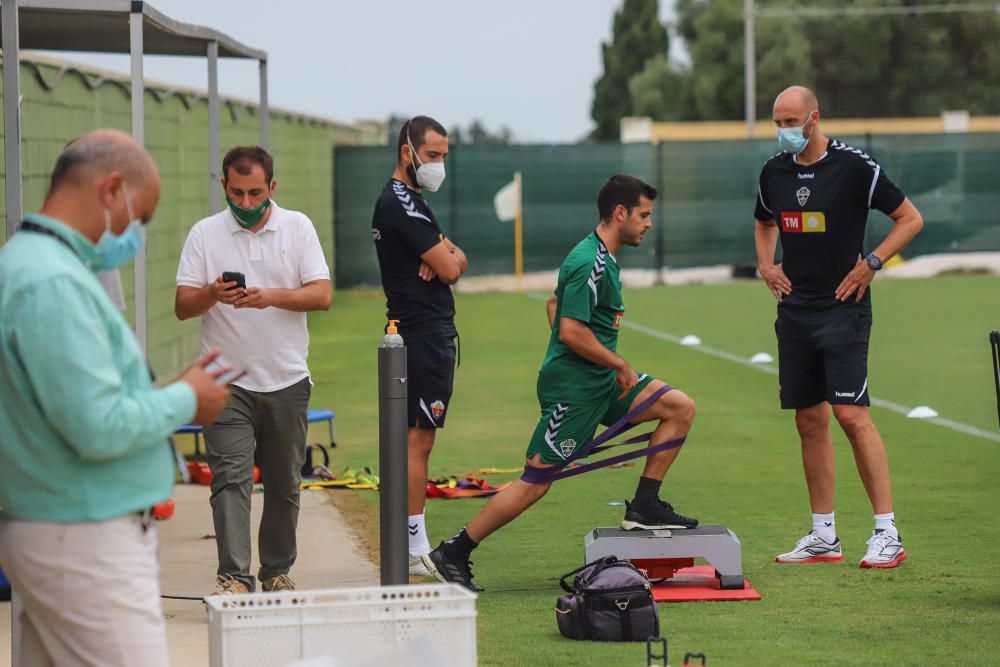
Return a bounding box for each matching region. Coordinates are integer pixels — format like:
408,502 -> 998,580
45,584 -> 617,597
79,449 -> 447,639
775,305 -> 872,409
406,334 -> 457,429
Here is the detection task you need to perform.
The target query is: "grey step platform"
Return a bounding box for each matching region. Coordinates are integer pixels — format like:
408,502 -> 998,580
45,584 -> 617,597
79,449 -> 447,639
584,524 -> 745,590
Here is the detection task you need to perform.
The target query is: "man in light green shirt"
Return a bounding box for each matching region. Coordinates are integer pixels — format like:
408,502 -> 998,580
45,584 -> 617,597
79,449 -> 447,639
0,129 -> 233,667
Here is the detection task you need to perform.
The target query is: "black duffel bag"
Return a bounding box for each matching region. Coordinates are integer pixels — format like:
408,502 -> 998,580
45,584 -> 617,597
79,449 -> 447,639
555,556 -> 659,642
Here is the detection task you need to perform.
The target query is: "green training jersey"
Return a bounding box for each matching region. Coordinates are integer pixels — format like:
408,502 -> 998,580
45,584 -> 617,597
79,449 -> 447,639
537,231 -> 624,402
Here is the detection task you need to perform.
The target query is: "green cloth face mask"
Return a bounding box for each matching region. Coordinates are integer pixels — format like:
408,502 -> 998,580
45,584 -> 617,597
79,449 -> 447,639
227,196 -> 271,229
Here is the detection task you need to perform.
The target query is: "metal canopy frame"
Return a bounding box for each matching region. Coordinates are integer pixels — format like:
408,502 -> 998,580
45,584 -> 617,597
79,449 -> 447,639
1,0 -> 270,353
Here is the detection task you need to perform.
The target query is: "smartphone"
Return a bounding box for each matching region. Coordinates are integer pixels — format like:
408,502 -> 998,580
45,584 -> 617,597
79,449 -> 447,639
215,368 -> 245,386
222,271 -> 246,290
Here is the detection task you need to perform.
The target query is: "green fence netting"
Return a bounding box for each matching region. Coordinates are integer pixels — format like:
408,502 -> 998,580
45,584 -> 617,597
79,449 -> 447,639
333,133 -> 1000,287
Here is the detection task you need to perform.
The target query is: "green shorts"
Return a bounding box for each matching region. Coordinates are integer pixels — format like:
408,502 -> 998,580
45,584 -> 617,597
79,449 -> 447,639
525,373 -> 656,465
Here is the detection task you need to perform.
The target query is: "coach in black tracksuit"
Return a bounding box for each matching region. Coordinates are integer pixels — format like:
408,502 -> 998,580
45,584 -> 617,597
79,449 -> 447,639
371,115 -> 468,575
754,86 -> 923,570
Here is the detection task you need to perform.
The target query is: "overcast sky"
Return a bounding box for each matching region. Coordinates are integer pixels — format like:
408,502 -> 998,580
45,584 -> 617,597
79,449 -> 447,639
44,0 -> 682,143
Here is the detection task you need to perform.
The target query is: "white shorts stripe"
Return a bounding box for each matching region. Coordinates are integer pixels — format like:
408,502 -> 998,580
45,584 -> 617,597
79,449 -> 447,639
419,398 -> 438,427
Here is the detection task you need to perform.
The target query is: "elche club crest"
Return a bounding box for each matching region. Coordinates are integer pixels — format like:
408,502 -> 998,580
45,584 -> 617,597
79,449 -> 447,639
430,400 -> 446,420
559,438 -> 577,458
796,187 -> 810,207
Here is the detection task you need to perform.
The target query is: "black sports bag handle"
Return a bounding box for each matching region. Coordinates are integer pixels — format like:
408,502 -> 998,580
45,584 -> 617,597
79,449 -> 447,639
559,556 -> 620,593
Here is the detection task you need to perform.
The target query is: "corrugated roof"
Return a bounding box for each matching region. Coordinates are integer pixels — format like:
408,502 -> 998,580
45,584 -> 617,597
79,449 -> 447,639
3,0 -> 265,60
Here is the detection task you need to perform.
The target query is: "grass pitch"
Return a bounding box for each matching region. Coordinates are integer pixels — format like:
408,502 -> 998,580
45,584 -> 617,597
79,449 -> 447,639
307,275 -> 1000,666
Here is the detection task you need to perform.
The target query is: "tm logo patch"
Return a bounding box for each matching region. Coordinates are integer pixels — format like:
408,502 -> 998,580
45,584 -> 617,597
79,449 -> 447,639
430,400 -> 446,420
781,211 -> 826,233
613,312 -> 624,329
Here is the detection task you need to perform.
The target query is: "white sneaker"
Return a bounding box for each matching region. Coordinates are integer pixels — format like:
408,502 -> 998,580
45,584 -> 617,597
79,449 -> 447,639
775,531 -> 844,563
409,554 -> 432,577
859,530 -> 907,568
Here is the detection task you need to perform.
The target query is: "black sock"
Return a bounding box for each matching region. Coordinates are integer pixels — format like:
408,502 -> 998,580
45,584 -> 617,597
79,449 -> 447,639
443,527 -> 478,560
633,476 -> 662,505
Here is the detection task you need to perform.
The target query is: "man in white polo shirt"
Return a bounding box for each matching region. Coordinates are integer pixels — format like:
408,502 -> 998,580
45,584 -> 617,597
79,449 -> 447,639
175,146 -> 332,595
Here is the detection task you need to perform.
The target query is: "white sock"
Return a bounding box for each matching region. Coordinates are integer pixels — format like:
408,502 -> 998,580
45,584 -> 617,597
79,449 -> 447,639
408,514 -> 431,557
874,512 -> 897,537
812,512 -> 836,543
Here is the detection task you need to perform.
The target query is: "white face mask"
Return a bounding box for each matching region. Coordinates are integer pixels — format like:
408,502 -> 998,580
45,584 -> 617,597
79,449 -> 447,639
407,139 -> 447,192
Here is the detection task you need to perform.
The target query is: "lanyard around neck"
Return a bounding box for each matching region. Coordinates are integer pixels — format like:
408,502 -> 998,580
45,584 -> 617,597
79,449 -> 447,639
19,220 -> 79,258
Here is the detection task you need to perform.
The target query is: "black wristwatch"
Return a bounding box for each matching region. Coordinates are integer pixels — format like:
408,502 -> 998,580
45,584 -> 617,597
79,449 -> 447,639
865,252 -> 883,271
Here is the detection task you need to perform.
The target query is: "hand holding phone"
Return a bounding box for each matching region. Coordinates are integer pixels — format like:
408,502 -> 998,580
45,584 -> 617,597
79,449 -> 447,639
222,271 -> 246,290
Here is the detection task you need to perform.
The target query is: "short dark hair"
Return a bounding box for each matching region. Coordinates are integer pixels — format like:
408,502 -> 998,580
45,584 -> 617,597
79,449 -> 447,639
222,145 -> 274,183
397,116 -> 448,163
597,174 -> 657,221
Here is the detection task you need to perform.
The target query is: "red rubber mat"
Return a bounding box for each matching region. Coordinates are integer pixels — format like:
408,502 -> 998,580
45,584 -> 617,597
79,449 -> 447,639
651,566 -> 761,602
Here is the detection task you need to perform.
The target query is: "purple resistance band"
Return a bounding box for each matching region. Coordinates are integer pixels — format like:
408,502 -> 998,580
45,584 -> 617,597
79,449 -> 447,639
520,384 -> 687,484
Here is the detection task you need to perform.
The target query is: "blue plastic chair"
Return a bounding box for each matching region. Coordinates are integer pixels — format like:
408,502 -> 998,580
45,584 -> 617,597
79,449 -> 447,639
176,409 -> 335,456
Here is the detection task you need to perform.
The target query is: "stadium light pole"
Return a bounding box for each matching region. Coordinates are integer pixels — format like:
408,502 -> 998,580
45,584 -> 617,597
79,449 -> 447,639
744,0 -> 755,139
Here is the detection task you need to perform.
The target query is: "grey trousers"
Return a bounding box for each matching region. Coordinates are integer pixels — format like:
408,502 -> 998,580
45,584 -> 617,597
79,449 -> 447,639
203,377 -> 310,591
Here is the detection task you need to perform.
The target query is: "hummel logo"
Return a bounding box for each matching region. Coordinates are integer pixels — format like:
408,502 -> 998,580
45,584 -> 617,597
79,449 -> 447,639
824,522 -> 832,527
392,182 -> 431,223
798,172 -> 815,179
835,391 -> 856,398
408,524 -> 419,536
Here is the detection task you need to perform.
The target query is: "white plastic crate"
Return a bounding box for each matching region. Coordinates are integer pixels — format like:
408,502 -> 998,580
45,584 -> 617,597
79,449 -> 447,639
205,583 -> 477,667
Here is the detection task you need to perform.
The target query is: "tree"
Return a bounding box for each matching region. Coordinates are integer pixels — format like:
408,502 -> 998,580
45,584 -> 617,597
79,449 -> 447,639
675,0 -> 745,120
591,0 -> 669,140
628,54 -> 698,121
671,0 -> 1000,121
386,114 -> 409,146
454,119 -> 513,145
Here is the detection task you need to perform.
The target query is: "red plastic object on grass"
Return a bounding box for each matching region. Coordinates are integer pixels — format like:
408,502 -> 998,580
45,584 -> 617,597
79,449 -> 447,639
152,498 -> 175,520
187,462 -> 261,485
646,565 -> 762,603
425,477 -> 511,499
187,461 -> 212,485
633,557 -> 694,581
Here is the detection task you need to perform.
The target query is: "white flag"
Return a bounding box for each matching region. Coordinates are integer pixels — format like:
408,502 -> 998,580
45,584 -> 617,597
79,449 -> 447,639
493,176 -> 521,222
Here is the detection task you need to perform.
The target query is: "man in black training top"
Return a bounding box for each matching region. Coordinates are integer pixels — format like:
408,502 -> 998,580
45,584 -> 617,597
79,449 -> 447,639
755,86 -> 923,569
371,116 -> 468,576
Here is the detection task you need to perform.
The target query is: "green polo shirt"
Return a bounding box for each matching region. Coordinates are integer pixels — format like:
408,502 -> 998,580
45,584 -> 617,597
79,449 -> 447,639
537,231 -> 625,402
0,213 -> 195,522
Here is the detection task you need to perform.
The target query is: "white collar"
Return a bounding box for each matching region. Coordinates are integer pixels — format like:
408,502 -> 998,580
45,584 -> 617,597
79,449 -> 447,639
793,151 -> 828,166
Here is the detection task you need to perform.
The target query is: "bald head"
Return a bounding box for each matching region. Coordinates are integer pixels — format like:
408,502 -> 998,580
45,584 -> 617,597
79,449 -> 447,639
40,128 -> 162,242
775,85 -> 819,113
772,85 -> 823,137
48,129 -> 158,196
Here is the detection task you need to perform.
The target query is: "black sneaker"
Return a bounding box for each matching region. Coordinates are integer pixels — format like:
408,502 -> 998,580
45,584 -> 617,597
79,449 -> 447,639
621,498 -> 699,530
421,543 -> 484,593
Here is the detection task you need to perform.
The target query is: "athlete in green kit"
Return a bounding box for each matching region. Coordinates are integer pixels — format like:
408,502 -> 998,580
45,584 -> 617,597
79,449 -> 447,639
423,174 -> 700,592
